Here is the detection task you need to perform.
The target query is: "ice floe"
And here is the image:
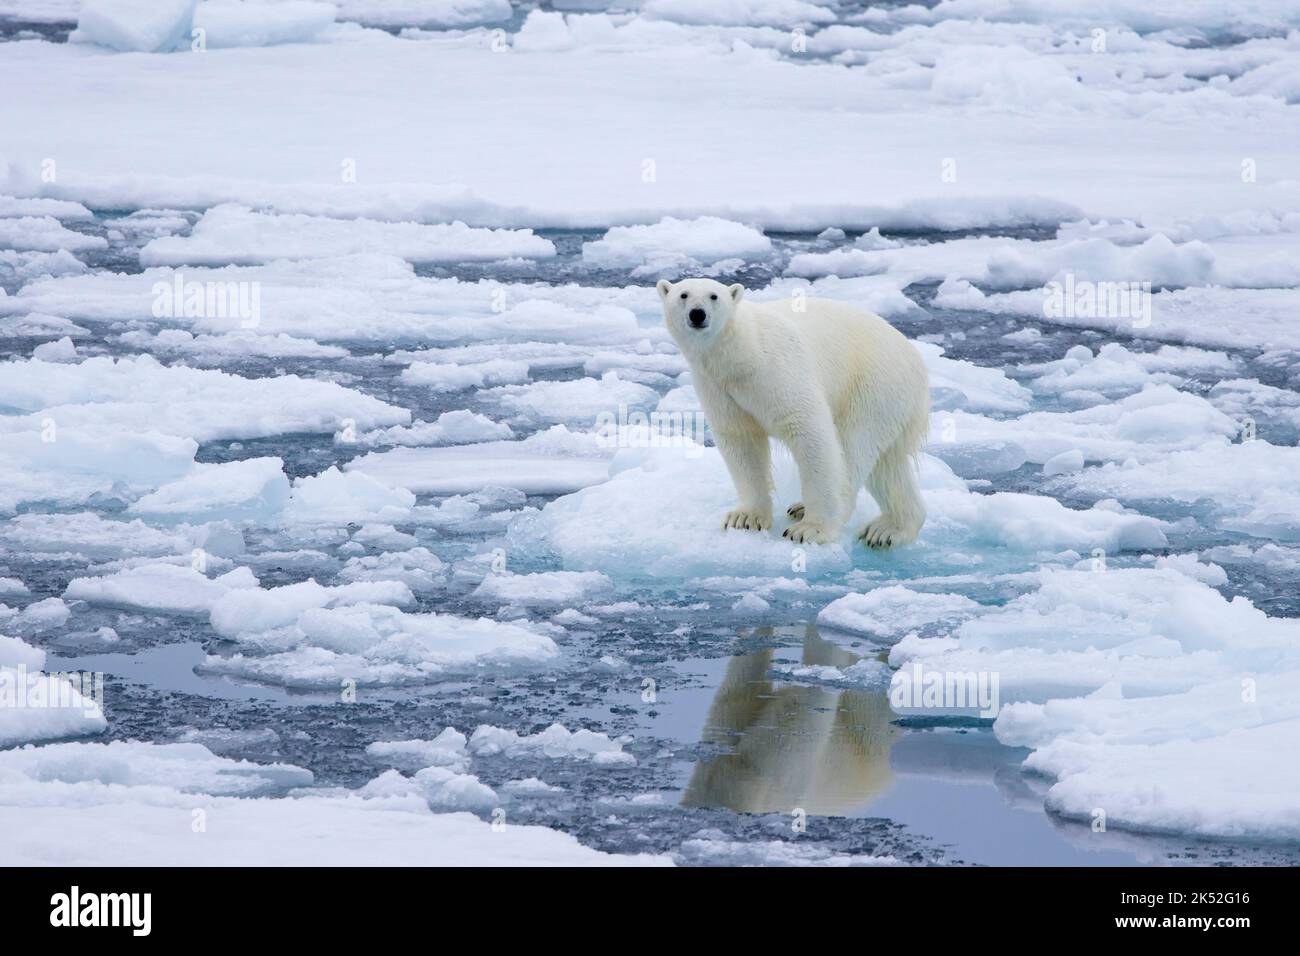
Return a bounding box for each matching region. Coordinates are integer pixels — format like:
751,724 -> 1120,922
0,353 -> 407,513
996,672 -> 1300,840
342,410 -> 514,448
366,727 -> 469,772
471,570 -> 613,609
0,739 -> 312,796
0,216 -> 104,254
72,0 -> 198,53
509,441 -> 1167,579
140,205 -> 556,266
818,586 -> 984,642
480,371 -> 660,425
890,565 -> 1277,700
339,548 -> 446,594
0,635 -> 106,748
334,0 -> 512,28
193,1 -> 337,49
129,457 -> 291,523
348,424 -> 613,495
582,216 -> 773,271
0,354 -> 407,443
468,723 -> 635,766
0,736 -> 663,863
183,578 -> 560,688
66,563 -> 260,615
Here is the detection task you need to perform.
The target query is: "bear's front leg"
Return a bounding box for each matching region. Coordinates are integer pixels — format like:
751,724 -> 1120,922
713,424 -> 773,532
778,407 -> 848,544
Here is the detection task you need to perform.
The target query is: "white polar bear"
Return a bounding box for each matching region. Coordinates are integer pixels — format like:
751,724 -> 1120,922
657,277 -> 929,547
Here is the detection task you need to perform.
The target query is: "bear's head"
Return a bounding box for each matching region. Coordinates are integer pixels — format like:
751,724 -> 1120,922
656,278 -> 744,348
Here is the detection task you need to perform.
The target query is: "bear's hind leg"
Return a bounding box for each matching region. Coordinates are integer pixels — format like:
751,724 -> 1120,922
861,439 -> 925,549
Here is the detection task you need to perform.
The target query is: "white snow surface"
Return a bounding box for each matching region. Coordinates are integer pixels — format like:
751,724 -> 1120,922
0,740 -> 666,864
4,9 -> 1296,229
140,205 -> 555,266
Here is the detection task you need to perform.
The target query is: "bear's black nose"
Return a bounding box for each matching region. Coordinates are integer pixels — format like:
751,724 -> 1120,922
688,308 -> 707,327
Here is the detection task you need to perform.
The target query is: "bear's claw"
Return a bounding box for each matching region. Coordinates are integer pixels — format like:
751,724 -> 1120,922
782,519 -> 832,544
859,517 -> 913,549
786,502 -> 805,520
723,508 -> 771,532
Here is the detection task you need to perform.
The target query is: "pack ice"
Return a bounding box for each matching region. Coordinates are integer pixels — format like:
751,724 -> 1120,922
3,0 -> 1300,864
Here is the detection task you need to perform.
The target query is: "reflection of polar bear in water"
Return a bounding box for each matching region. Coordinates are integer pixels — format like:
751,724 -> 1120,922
658,278 -> 929,547
682,625 -> 897,816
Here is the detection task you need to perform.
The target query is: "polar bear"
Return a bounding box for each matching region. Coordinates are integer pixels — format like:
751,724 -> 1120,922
657,278 -> 929,547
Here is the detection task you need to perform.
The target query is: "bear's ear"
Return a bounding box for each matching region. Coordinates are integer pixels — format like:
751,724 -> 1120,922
728,283 -> 744,303
656,279 -> 673,299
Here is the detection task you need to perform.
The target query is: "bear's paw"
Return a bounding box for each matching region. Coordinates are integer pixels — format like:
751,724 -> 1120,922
722,508 -> 772,533
782,519 -> 835,544
859,517 -> 916,549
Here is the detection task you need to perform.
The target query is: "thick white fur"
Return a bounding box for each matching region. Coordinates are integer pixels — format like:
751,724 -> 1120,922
657,277 -> 929,547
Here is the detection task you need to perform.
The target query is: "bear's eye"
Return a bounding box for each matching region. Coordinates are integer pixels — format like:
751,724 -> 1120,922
710,294 -> 718,300
680,292 -> 687,300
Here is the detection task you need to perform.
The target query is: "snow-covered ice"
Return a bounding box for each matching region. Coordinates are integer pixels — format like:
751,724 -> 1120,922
72,0 -> 198,54
508,445 -> 1167,578
0,634 -> 106,748
582,216 -> 773,271
818,586 -> 984,642
194,578 -> 560,689
140,205 -> 555,266
468,723 -> 635,766
66,563 -> 260,615
0,739 -> 663,864
471,570 -> 612,609
334,0 -> 512,29
348,425 -> 614,495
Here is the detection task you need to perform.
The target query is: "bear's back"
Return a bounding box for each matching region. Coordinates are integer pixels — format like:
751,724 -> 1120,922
748,297 -> 925,412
